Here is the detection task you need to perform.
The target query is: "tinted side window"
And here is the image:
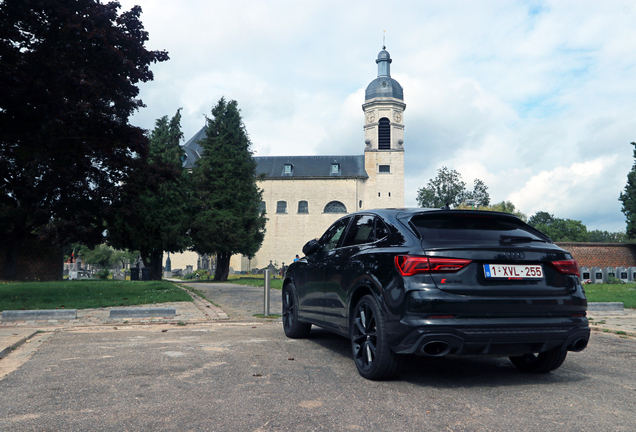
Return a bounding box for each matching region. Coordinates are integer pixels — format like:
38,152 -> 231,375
410,213 -> 545,244
375,217 -> 389,241
343,215 -> 375,246
320,217 -> 351,251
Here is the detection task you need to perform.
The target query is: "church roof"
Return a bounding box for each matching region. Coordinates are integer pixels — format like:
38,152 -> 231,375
181,127 -> 206,169
365,47 -> 403,101
255,155 -> 368,179
181,127 -> 368,179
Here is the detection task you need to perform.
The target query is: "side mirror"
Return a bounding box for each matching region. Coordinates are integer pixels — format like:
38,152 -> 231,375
302,239 -> 322,256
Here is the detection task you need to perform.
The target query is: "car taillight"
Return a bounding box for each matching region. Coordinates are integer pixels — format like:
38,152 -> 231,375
549,259 -> 580,276
395,255 -> 472,276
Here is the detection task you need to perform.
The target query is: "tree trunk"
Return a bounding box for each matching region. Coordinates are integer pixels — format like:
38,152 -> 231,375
1,234 -> 23,281
150,251 -> 163,281
214,252 -> 231,281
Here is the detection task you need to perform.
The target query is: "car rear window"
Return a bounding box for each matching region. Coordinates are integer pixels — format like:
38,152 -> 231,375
410,213 -> 546,244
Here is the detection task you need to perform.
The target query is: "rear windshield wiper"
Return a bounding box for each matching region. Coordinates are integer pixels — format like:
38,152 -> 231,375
499,235 -> 547,244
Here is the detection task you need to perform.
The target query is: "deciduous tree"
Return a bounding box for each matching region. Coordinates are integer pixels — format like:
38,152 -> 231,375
528,211 -> 588,242
0,0 -> 168,279
416,167 -> 466,208
416,167 -> 490,208
190,98 -> 267,281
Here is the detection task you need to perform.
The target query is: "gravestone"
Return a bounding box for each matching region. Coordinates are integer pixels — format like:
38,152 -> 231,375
603,266 -> 616,282
629,266 -> 636,282
579,266 -> 590,282
591,267 -> 603,284
616,266 -> 629,283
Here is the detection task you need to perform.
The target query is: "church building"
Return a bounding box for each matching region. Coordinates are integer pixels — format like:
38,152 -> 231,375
167,47 -> 406,273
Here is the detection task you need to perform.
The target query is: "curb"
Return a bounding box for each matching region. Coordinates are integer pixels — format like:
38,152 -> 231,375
588,302 -> 624,311
1,310 -> 77,321
0,330 -> 39,359
109,308 -> 176,318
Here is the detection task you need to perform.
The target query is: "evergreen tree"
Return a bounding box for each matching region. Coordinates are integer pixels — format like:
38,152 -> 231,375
190,98 -> 266,281
0,0 -> 168,279
108,110 -> 191,280
619,142 -> 636,238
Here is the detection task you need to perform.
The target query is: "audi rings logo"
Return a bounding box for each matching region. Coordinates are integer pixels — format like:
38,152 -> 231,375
504,252 -> 525,260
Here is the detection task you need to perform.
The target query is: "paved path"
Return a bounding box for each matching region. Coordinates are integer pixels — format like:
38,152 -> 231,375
1,280 -> 634,360
188,282 -> 283,321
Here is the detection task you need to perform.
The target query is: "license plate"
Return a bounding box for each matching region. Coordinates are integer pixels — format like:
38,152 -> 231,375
484,264 -> 543,279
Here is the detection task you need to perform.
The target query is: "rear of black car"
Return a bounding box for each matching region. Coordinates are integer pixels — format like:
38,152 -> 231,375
393,210 -> 589,371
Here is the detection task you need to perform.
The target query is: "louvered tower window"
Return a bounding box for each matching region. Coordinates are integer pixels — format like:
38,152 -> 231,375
378,117 -> 391,150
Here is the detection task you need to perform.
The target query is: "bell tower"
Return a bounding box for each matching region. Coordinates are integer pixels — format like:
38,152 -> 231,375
362,47 -> 406,209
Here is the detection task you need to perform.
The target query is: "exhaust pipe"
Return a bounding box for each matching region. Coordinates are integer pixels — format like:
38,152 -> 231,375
569,338 -> 588,352
422,341 -> 452,357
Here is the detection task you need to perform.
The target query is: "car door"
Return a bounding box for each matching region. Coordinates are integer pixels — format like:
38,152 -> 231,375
296,216 -> 351,324
323,214 -> 377,332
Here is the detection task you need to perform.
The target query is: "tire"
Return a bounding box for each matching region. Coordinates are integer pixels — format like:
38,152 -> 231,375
509,347 -> 568,373
350,295 -> 400,380
282,283 -> 311,338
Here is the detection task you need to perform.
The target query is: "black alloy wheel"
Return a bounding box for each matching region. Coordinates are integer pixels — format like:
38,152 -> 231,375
351,295 -> 400,380
282,283 -> 311,338
509,347 -> 568,373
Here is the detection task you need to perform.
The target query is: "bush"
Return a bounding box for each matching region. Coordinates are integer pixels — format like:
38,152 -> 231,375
606,275 -> 623,285
96,269 -> 110,280
193,269 -> 212,280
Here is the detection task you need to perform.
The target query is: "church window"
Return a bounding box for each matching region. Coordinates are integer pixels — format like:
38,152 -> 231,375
379,165 -> 390,173
324,201 -> 347,213
298,200 -> 308,214
276,201 -> 287,214
259,201 -> 266,214
378,117 -> 391,149
331,163 -> 340,174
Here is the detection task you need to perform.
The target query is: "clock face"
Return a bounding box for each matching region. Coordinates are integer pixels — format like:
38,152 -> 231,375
366,112 -> 375,123
393,111 -> 402,122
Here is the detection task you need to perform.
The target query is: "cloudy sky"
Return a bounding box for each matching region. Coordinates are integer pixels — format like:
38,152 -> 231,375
118,0 -> 636,232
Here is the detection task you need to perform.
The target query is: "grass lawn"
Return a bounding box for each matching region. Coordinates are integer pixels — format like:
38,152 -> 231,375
584,283 -> 636,309
0,280 -> 192,311
226,274 -> 284,290
184,274 -> 284,290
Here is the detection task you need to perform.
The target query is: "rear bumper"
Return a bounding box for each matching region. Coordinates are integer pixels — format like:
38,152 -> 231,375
392,317 -> 590,356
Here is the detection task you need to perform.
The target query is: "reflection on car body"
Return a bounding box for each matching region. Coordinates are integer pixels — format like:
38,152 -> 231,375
282,208 -> 590,380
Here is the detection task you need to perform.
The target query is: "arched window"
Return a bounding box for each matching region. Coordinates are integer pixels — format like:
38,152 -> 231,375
378,117 -> 391,150
324,201 -> 347,213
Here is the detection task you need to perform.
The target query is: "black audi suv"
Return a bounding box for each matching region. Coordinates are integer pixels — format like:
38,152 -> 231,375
282,208 -> 590,380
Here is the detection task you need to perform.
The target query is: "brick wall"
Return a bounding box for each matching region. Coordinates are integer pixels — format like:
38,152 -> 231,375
556,243 -> 636,268
0,237 -> 63,281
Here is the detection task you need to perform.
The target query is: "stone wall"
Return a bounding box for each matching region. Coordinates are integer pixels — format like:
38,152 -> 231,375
556,242 -> 636,268
0,237 -> 63,281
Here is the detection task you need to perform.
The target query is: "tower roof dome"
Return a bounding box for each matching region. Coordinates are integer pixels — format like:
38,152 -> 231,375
365,47 -> 403,101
